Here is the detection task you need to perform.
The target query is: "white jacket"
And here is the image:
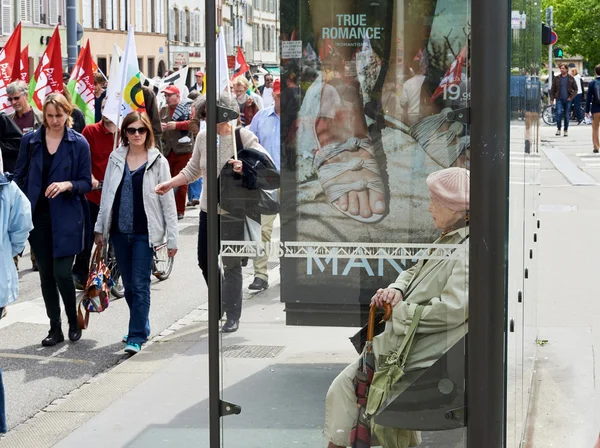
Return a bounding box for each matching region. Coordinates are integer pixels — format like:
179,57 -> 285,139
95,146 -> 178,250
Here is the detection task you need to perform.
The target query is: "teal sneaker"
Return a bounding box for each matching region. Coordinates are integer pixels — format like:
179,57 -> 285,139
124,342 -> 141,355
122,335 -> 128,343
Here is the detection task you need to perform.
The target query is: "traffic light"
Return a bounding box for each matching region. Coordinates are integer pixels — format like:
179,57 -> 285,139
553,47 -> 564,58
542,24 -> 552,45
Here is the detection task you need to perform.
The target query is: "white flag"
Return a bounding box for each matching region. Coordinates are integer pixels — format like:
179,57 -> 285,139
103,27 -> 145,127
216,32 -> 230,98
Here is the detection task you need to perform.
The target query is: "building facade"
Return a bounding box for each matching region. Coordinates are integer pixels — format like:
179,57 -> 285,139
80,0 -> 168,78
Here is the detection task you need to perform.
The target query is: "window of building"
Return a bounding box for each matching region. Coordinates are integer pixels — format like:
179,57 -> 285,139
1,0 -> 12,35
184,8 -> 190,43
169,7 -> 177,41
146,0 -> 151,32
105,0 -> 113,29
83,0 -> 92,27
119,0 -> 126,30
19,0 -> 31,22
147,57 -> 155,78
32,0 -> 40,23
138,57 -> 143,72
97,57 -> 107,76
135,0 -> 142,31
179,8 -> 187,42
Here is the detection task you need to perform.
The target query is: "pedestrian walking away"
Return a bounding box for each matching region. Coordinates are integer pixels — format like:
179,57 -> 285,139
585,64 -> 600,154
12,93 -> 92,347
155,95 -> 272,334
95,112 -> 178,355
550,63 -> 578,137
247,78 -> 282,291
72,98 -> 118,289
160,85 -> 194,219
0,158 -> 33,434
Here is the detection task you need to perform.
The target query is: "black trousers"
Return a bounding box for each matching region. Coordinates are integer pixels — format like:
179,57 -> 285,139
29,212 -> 78,328
198,211 -> 244,321
72,201 -> 100,281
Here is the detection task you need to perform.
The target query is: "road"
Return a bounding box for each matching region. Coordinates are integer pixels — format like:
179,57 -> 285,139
0,206 -> 206,432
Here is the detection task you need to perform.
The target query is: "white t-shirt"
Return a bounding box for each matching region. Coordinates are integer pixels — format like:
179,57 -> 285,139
574,74 -> 583,94
262,87 -> 274,108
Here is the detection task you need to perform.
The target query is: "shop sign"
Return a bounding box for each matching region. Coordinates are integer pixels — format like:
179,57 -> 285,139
173,52 -> 189,67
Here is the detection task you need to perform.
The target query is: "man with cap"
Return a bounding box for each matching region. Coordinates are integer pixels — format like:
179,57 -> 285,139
160,85 -> 193,219
190,71 -> 204,93
246,79 -> 281,291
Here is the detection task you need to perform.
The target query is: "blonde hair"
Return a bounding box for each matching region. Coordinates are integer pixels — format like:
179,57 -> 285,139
571,67 -> 578,75
232,75 -> 250,90
42,93 -> 74,128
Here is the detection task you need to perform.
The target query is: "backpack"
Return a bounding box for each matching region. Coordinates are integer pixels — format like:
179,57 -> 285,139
594,81 -> 600,106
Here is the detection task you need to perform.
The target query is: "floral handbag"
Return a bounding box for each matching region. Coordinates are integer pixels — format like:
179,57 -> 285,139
77,246 -> 114,330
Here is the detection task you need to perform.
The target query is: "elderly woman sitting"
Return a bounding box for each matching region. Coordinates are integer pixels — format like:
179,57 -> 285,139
325,167 -> 470,448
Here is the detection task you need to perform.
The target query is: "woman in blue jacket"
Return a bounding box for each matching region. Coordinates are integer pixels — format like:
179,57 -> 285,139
585,64 -> 600,154
13,93 -> 92,347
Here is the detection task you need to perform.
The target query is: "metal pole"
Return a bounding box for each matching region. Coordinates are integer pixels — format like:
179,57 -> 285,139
66,0 -> 78,70
205,0 -> 220,445
547,6 -> 553,105
548,43 -> 553,105
469,0 -> 509,445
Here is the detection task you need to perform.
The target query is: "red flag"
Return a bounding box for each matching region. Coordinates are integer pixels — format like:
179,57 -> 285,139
29,26 -> 64,111
431,45 -> 467,101
319,38 -> 334,61
66,40 -> 95,124
0,23 -> 22,112
231,46 -> 249,80
20,46 -> 29,83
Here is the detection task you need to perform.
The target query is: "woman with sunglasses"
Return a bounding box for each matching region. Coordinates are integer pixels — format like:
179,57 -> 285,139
94,112 -> 178,355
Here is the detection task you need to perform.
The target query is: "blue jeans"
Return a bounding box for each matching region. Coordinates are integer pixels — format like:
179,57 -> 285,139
556,99 -> 572,131
0,307 -> 5,433
187,178 -> 203,201
111,233 -> 153,345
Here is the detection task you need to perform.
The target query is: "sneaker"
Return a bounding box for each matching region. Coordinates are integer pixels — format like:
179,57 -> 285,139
555,129 -> 561,136
122,335 -> 128,343
594,149 -> 599,154
248,277 -> 269,291
124,342 -> 141,354
191,199 -> 200,206
177,213 -> 184,220
1,308 -> 6,319
563,130 -> 568,137
186,201 -> 194,207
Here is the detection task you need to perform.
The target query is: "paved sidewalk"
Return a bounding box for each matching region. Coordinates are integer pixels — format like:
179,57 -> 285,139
525,123 -> 600,447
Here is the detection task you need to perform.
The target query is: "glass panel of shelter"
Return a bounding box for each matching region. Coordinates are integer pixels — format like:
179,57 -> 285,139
218,0 -> 472,446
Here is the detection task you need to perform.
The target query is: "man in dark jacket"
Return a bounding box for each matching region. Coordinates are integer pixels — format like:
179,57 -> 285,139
550,63 -> 578,137
0,112 -> 23,173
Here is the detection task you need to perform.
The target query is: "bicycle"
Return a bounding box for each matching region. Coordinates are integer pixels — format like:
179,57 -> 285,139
102,239 -> 174,300
542,102 -> 585,126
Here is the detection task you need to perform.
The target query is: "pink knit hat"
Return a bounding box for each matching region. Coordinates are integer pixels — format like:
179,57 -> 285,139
426,167 -> 470,212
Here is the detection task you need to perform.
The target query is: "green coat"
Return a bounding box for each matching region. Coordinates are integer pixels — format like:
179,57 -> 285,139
372,226 -> 469,372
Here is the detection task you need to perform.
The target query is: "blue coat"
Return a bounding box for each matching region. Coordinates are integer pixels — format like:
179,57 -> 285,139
0,173 -> 33,308
13,127 -> 92,258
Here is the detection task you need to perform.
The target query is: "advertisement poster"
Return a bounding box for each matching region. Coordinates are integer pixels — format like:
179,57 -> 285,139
277,0 -> 471,325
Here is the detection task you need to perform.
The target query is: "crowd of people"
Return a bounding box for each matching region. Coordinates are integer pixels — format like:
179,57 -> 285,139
0,65 -> 282,432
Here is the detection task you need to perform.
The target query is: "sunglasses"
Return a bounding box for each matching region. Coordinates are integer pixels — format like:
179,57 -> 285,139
8,95 -> 23,102
126,127 -> 148,136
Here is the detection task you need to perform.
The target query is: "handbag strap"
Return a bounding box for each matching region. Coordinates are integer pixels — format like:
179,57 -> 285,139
382,305 -> 424,367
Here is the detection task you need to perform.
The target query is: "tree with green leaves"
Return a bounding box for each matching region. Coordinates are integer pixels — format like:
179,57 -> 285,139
542,0 -> 600,65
